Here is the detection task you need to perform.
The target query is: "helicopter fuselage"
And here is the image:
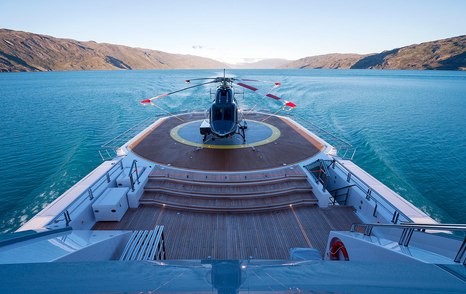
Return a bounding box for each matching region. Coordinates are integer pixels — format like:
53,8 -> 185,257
209,86 -> 238,138
200,83 -> 247,143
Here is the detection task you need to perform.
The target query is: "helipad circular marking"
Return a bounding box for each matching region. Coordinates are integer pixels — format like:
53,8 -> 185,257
170,119 -> 281,149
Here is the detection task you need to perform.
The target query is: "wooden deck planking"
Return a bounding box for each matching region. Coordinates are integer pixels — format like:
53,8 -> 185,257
131,113 -> 322,171
94,205 -> 359,259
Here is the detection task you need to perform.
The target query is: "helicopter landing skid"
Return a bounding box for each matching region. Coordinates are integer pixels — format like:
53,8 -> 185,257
200,120 -> 248,144
237,120 -> 247,143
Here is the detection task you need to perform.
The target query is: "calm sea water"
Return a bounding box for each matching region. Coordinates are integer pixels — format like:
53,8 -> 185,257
0,69 -> 465,232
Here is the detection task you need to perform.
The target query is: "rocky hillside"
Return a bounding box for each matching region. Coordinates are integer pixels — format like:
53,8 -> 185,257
282,35 -> 466,70
281,53 -> 367,69
351,35 -> 466,70
2,29 -> 465,72
0,29 -> 227,72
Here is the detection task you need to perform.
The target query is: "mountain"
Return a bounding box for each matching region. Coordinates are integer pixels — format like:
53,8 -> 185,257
351,35 -> 466,70
282,35 -> 466,70
0,29 -> 227,72
1,29 -> 465,72
230,59 -> 291,69
281,53 -> 367,69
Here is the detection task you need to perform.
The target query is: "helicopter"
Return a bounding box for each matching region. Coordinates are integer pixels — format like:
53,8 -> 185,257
140,70 -> 296,143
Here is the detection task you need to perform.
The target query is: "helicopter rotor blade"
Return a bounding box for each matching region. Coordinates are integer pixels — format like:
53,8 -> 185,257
233,78 -> 281,89
184,78 -> 218,84
140,80 -> 217,104
234,81 -> 296,108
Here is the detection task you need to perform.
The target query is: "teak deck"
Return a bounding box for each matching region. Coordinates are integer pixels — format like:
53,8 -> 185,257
93,112 -> 360,260
94,205 -> 359,259
130,112 -> 323,171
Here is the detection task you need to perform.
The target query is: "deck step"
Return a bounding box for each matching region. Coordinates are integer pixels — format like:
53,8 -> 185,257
142,167 -> 316,213
149,165 -> 306,184
140,192 -> 318,212
147,176 -> 309,187
139,199 -> 317,213
143,186 -> 313,198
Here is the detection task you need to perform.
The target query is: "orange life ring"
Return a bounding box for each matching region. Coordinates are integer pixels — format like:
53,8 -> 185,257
329,237 -> 349,261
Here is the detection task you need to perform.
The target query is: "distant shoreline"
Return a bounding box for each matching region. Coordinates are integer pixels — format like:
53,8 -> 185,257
1,29 -> 465,72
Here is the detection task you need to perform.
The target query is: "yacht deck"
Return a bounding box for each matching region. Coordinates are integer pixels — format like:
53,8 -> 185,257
92,112 -> 361,259
93,205 -> 359,259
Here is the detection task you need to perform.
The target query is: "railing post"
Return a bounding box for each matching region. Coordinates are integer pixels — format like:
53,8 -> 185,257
64,210 -> 71,227
391,210 -> 400,224
106,172 -> 111,183
134,160 -> 140,184
346,172 -> 352,183
399,228 -> 408,245
350,149 -> 357,161
341,149 -> 349,159
88,188 -> 94,200
372,203 -> 378,217
366,188 -> 372,200
98,150 -> 105,161
129,173 -> 135,192
454,237 -> 466,263
344,188 -> 349,205
403,228 -> 415,246
120,160 -> 124,170
364,225 -> 372,236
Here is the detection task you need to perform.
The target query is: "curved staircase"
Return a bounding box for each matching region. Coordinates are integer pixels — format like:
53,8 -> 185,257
140,166 -> 318,212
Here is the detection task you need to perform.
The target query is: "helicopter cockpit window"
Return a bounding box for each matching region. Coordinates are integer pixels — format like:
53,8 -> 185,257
212,106 -> 222,121
224,105 -> 235,121
212,105 -> 235,121
224,108 -> 232,121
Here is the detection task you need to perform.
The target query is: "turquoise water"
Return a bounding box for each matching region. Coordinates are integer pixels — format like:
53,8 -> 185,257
0,69 -> 465,232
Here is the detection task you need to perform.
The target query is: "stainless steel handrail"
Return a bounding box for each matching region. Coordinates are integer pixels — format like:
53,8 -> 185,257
288,114 -> 353,147
50,159 -> 125,226
287,114 -> 356,160
351,222 -> 466,232
98,111 -> 201,161
128,159 -> 140,192
351,222 -> 466,264
101,116 -> 159,149
331,159 -> 411,223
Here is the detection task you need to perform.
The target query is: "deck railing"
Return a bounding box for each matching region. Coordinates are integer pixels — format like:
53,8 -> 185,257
285,113 -> 356,160
98,111 -> 202,161
50,159 -> 125,227
330,159 -> 411,224
328,184 -> 355,205
129,159 -> 141,192
351,222 -> 466,264
99,116 -> 161,161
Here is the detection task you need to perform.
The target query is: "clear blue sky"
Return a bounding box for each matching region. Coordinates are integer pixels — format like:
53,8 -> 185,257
1,0 -> 465,63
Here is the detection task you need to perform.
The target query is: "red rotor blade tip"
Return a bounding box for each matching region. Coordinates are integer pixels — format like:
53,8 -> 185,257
285,101 -> 296,108
274,82 -> 281,86
140,99 -> 151,104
